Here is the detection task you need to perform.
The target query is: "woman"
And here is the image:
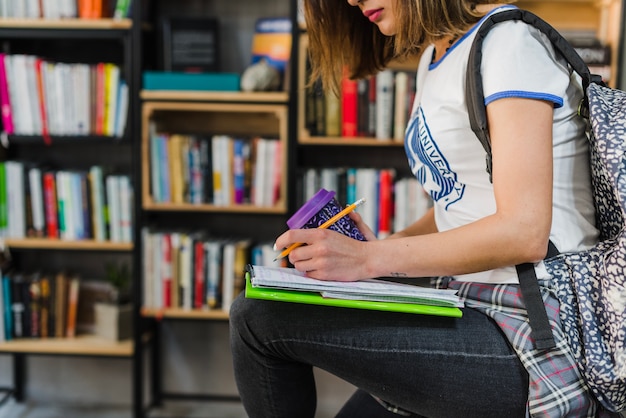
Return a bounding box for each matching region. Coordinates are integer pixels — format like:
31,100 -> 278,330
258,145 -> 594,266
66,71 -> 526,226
230,0 -> 610,416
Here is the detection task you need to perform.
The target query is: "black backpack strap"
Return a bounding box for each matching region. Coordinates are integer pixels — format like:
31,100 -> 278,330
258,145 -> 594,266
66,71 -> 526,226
515,241 -> 561,350
464,9 -> 591,350
465,8 -> 599,181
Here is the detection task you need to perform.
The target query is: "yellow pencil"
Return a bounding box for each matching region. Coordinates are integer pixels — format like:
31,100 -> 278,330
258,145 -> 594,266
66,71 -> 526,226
273,198 -> 366,261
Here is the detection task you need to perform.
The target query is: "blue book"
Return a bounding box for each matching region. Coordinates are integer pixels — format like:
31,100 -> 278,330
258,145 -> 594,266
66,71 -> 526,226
143,71 -> 240,92
3,276 -> 12,340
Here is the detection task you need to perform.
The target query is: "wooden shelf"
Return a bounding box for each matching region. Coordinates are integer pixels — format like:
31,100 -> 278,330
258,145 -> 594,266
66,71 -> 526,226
142,201 -> 287,214
141,101 -> 289,212
0,335 -> 133,356
141,307 -> 229,321
140,90 -> 289,104
299,136 -> 405,146
0,18 -> 132,30
4,238 -> 133,251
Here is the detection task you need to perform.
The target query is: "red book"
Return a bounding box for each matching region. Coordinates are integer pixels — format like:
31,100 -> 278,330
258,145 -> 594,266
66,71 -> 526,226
272,140 -> 282,206
193,240 -> 206,309
42,171 -> 59,238
377,169 -> 394,239
341,73 -> 358,137
34,59 -> 50,142
0,54 -> 14,135
95,63 -> 106,135
78,0 -> 94,18
161,233 -> 172,308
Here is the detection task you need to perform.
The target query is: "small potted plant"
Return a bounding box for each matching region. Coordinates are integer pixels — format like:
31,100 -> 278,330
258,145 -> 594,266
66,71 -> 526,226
94,262 -> 133,341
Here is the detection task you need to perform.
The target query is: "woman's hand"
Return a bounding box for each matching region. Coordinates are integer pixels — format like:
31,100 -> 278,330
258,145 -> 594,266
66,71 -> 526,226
347,210 -> 378,241
273,227 -> 373,282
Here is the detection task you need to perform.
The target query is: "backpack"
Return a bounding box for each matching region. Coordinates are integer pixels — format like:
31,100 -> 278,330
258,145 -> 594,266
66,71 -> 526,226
466,8 -> 626,413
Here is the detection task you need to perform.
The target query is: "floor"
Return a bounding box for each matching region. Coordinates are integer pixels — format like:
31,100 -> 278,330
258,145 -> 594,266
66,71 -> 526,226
0,398 -> 348,418
0,399 -> 248,418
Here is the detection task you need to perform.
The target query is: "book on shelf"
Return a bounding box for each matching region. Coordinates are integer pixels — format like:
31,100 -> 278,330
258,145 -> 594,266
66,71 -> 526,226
142,72 -> 240,92
246,264 -> 463,317
0,54 -> 127,138
0,53 -> 14,135
0,269 -> 105,341
324,90 -> 341,137
393,71 -> 409,142
250,17 -> 292,90
0,163 -> 6,238
341,74 -> 358,137
0,0 -> 130,19
375,69 -> 394,140
356,78 -> 371,137
295,168 -> 432,237
0,266 -> 5,342
2,275 -> 11,341
142,230 -> 279,312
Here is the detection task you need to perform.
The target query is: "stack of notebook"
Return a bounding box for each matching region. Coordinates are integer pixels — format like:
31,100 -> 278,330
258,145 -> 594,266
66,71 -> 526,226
245,264 -> 463,318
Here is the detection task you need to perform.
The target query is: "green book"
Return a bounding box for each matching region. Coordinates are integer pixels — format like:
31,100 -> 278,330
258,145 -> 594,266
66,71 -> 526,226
0,162 -> 6,235
114,0 -> 131,19
245,272 -> 462,318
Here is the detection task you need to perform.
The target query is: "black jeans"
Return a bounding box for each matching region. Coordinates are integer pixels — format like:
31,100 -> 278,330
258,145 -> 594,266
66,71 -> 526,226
229,294 -> 528,418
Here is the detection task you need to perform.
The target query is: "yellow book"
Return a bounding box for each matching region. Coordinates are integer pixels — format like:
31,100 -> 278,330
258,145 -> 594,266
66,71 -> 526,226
103,63 -> 120,137
169,134 -> 185,204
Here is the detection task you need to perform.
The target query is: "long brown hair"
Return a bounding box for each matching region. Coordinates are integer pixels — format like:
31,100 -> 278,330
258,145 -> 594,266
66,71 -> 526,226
304,0 -> 508,94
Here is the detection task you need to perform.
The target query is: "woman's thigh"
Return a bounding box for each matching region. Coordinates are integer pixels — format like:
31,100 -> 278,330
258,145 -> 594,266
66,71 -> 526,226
230,295 -> 528,418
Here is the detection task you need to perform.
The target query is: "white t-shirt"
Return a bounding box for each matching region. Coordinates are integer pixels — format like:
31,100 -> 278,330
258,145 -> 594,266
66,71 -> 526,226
404,5 -> 599,284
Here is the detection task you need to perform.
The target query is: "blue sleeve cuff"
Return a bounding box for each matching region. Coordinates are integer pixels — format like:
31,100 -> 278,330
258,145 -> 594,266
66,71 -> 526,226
484,90 -> 563,108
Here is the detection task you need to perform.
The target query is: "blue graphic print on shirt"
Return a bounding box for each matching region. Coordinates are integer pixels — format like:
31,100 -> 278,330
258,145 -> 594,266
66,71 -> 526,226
405,106 -> 465,209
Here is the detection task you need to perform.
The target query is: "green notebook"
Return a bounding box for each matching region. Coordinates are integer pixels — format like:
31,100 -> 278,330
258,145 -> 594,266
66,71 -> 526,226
245,273 -> 463,318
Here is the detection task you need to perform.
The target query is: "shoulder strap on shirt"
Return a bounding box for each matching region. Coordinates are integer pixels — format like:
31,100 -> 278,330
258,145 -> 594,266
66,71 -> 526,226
464,9 -> 600,350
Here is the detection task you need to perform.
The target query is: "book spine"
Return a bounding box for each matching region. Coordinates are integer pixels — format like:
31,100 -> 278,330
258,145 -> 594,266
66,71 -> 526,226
42,171 -> 59,238
0,162 -> 7,238
0,53 -> 14,134
356,79 -> 370,137
393,71 -> 408,142
2,276 -> 12,341
324,90 -> 341,137
377,169 -> 394,239
28,167 -> 45,237
232,138 -> 245,204
161,233 -> 172,308
65,277 -> 79,338
375,69 -> 394,140
113,0 -> 131,19
34,58 -> 49,139
341,75 -> 358,137
193,240 -> 205,309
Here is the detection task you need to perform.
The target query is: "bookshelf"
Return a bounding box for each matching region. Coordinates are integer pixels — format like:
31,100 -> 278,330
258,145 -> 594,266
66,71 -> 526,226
133,1 -> 623,417
0,1 -> 141,411
134,1 -> 294,412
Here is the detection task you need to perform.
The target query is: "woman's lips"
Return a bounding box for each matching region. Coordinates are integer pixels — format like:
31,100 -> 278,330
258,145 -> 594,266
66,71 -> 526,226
364,8 -> 383,23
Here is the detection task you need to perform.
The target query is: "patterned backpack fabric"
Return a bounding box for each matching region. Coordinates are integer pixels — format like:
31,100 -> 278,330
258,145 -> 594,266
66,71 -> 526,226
466,9 -> 626,413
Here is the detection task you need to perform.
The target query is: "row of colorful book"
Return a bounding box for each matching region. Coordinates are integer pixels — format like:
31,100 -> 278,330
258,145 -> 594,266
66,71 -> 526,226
0,270 -> 82,342
0,161 -> 133,242
305,67 -> 416,141
0,54 -> 129,138
296,167 -> 431,238
149,130 -> 282,207
0,0 -> 132,19
142,229 -> 284,313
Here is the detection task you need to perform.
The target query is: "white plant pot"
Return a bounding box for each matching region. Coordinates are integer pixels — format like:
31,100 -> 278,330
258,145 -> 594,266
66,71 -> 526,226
94,303 -> 133,341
